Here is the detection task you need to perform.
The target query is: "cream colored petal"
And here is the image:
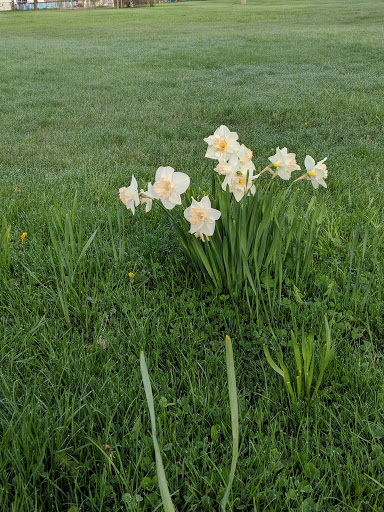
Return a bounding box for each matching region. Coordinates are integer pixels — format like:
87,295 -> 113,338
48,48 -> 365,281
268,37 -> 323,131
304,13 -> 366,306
161,197 -> 176,210
278,168 -> 291,181
155,166 -> 174,182
147,183 -> 159,199
189,222 -> 202,234
204,135 -> 215,145
172,172 -> 190,194
128,201 -> 136,215
305,155 -> 316,172
208,208 -> 221,221
202,220 -> 216,237
200,196 -> 211,209
184,205 -> 192,221
130,175 -> 138,191
232,187 -> 245,202
141,198 -> 152,212
268,154 -> 279,165
311,180 -> 319,189
168,189 -> 182,205
205,146 -> 218,159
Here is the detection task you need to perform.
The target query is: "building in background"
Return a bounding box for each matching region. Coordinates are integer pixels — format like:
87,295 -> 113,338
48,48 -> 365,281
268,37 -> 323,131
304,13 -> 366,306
1,0 -> 114,9
0,0 -> 15,10
1,0 -> 121,9
15,0 -> 77,9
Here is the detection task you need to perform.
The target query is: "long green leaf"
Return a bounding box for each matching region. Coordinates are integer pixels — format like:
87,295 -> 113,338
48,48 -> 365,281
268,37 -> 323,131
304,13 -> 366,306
263,345 -> 284,377
221,336 -> 239,511
72,229 -> 98,282
313,316 -> 333,398
140,352 -> 176,512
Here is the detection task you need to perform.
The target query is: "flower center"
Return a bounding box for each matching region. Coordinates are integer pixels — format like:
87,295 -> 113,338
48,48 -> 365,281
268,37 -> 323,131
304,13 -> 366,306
213,137 -> 228,152
234,175 -> 249,190
189,207 -> 207,224
153,178 -> 174,200
308,170 -> 317,177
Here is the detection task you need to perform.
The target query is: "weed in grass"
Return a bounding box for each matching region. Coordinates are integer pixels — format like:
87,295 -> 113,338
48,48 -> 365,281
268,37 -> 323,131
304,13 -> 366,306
47,193 -> 98,326
108,205 -> 127,267
263,317 -> 334,406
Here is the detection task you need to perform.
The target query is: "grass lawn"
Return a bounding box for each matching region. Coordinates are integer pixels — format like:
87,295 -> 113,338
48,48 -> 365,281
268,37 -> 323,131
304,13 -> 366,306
1,0 -> 384,510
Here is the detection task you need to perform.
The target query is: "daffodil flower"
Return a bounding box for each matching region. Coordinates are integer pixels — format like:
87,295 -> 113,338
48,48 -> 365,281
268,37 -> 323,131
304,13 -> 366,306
239,159 -> 256,176
153,166 -> 190,210
223,169 -> 256,202
119,175 -> 140,215
237,144 -> 253,165
184,196 -> 221,241
140,182 -> 157,212
268,147 -> 300,180
204,125 -> 240,161
304,155 -> 328,188
293,156 -> 328,188
214,155 -> 240,176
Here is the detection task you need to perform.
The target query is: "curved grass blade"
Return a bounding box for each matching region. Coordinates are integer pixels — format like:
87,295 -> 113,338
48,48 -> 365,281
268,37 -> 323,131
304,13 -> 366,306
221,335 -> 239,511
140,352 -> 176,512
263,345 -> 284,377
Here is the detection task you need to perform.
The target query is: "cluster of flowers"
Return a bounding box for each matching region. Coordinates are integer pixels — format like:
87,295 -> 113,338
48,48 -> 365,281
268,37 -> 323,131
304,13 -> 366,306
119,166 -> 221,241
119,125 -> 328,241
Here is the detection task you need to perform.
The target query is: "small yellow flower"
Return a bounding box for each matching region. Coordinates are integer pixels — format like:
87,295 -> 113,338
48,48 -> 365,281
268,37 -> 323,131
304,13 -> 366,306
104,444 -> 111,451
128,272 -> 134,282
20,232 -> 27,244
305,122 -> 308,126
14,186 -> 18,193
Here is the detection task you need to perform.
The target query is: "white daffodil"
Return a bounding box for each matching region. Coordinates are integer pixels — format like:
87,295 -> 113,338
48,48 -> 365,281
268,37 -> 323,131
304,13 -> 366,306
119,175 -> 140,215
139,182 -> 157,212
184,196 -> 221,241
239,159 -> 256,176
237,144 -> 253,165
152,166 -> 190,210
214,155 -> 240,176
268,147 -> 301,180
304,155 -> 328,188
224,169 -> 256,202
220,158 -> 255,193
204,125 -> 240,161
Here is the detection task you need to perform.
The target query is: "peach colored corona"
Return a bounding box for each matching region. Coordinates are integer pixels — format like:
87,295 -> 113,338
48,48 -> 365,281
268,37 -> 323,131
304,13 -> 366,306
153,177 -> 175,200
213,137 -> 228,152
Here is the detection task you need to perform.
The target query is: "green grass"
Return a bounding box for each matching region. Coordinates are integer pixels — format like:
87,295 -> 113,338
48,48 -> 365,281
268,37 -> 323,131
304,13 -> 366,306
1,1 -> 384,510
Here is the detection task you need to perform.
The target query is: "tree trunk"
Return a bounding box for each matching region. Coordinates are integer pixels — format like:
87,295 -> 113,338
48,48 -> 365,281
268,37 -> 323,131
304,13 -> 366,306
34,0 -> 38,9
